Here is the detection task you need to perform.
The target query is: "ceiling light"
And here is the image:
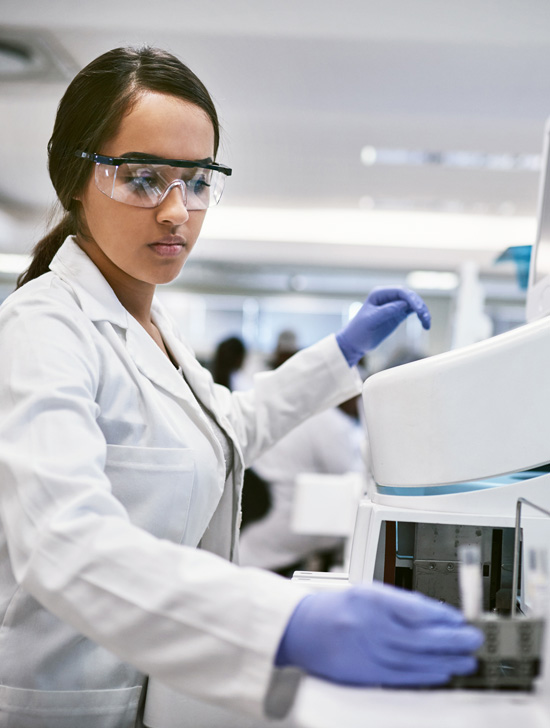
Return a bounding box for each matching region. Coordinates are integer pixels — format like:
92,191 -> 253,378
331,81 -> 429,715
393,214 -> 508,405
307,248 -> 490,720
200,206 -> 536,250
406,271 -> 459,291
360,146 -> 377,166
0,40 -> 33,76
359,146 -> 541,171
0,29 -> 76,83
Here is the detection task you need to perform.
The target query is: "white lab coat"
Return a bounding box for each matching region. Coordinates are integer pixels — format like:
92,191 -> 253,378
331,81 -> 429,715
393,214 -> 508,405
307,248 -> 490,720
239,407 -> 365,570
0,238 -> 362,727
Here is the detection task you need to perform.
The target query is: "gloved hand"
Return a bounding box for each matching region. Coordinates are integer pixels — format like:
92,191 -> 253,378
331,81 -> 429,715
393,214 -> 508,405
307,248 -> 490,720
276,583 -> 483,687
336,287 -> 431,366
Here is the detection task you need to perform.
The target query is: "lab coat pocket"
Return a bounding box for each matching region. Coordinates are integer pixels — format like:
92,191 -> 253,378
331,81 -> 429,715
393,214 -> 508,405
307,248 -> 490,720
0,684 -> 142,728
106,444 -> 195,544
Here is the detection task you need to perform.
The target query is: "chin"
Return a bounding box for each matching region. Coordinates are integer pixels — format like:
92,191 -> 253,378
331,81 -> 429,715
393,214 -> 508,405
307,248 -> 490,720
153,264 -> 187,286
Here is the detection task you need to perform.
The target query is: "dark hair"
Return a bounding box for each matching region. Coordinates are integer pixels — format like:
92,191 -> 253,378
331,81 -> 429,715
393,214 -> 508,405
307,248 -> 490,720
17,46 -> 220,288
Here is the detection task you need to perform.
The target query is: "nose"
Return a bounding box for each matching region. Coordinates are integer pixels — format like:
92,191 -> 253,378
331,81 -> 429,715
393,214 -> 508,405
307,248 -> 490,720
156,181 -> 189,227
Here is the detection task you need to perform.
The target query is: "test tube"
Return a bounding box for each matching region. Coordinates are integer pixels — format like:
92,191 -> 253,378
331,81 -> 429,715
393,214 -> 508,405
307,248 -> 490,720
525,548 -> 549,618
458,544 -> 483,620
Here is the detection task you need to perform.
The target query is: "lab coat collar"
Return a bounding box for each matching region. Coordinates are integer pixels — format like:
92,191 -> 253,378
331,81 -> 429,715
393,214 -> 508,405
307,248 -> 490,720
50,238 -> 222,422
148,303 -> 243,492
50,237 -> 130,329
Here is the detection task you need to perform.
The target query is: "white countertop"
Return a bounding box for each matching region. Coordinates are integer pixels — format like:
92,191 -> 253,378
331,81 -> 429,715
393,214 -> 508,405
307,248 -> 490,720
290,677 -> 550,728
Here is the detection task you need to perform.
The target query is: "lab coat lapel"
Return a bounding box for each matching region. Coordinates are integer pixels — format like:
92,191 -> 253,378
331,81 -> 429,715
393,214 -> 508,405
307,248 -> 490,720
150,302 -> 244,560
158,316 -> 242,457
126,316 -> 230,504
124,317 -> 192,403
150,302 -> 218,412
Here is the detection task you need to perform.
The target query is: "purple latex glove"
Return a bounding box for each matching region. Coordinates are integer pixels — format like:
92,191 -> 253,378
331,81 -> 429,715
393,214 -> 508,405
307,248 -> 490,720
336,287 -> 431,366
276,583 -> 483,687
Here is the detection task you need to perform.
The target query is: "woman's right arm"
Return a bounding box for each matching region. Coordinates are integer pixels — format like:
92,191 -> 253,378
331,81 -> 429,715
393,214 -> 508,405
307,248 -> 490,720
0,291 -> 308,717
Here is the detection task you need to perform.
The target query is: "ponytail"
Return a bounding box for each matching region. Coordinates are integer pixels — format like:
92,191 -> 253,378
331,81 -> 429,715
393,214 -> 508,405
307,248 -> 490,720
16,212 -> 76,289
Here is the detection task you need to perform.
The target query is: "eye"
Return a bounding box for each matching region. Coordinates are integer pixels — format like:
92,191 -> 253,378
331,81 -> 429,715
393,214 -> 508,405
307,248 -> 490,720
125,166 -> 160,190
116,164 -> 165,197
190,173 -> 211,194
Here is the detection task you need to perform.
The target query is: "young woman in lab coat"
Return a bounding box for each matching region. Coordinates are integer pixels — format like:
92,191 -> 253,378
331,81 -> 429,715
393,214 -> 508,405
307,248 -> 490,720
0,46 -> 482,728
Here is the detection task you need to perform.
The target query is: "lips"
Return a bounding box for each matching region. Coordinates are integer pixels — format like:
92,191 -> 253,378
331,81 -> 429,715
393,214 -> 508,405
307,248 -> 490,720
151,235 -> 186,246
149,235 -> 186,257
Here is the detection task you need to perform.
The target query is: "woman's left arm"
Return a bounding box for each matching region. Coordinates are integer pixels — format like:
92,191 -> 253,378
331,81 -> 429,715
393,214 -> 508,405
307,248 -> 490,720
216,334 -> 362,466
214,286 -> 430,465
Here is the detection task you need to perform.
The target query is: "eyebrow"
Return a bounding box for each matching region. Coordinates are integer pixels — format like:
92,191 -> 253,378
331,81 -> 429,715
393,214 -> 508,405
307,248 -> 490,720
120,152 -> 214,164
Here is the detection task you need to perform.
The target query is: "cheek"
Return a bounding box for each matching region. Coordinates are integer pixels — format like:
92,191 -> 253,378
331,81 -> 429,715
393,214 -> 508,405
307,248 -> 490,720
78,182 -> 111,232
81,191 -> 142,238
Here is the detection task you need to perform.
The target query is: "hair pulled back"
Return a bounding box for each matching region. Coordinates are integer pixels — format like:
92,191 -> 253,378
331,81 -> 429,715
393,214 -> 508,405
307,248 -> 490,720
17,46 -> 220,288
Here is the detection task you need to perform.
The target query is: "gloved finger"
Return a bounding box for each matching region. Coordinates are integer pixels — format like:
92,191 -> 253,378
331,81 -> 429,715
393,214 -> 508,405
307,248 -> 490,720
369,300 -> 410,327
398,289 -> 431,329
368,286 -> 423,311
363,656 -> 478,687
368,287 -> 431,329
359,584 -> 466,626
371,637 -> 481,671
387,624 -> 484,655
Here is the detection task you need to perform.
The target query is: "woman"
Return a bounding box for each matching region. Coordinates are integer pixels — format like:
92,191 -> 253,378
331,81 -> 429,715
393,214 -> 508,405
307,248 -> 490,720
0,47 -> 481,727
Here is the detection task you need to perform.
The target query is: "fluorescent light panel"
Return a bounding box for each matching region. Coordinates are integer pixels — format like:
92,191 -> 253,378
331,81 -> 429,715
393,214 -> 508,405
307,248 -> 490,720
407,270 -> 460,290
360,146 -> 541,171
201,207 -> 536,250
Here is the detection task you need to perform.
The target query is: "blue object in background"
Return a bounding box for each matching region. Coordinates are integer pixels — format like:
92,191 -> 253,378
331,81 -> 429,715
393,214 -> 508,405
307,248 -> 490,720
495,245 -> 532,290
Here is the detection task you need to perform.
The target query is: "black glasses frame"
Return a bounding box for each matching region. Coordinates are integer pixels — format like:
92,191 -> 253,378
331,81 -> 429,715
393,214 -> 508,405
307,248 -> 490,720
75,151 -> 232,177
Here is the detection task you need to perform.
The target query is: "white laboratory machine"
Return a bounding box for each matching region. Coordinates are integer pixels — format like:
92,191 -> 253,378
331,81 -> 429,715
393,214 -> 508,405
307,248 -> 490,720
287,119 -> 550,725
295,117 -> 550,601
346,115 -> 550,595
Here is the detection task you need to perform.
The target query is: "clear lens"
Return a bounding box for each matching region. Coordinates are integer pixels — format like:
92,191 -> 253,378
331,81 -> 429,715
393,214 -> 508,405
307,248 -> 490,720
94,162 -> 226,210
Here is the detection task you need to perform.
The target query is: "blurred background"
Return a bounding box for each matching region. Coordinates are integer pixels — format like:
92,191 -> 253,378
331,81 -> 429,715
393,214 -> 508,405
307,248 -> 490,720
1,0 -> 548,374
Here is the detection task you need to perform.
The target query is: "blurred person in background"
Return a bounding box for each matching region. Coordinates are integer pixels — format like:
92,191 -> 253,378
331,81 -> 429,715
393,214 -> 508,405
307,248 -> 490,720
268,329 -> 299,369
211,334 -> 272,530
239,329 -> 301,532
239,394 -> 364,576
210,335 -> 247,391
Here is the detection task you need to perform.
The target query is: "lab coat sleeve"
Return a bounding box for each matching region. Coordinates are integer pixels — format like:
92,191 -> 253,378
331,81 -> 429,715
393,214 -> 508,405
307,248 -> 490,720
215,335 -> 363,467
0,293 -> 309,717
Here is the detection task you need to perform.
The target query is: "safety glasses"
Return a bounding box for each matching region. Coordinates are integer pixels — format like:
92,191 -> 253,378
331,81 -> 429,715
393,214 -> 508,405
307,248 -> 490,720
76,151 -> 232,210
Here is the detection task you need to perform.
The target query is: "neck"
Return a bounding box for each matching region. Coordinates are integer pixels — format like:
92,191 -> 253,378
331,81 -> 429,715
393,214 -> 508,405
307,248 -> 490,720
109,276 -> 155,328
76,235 -> 156,327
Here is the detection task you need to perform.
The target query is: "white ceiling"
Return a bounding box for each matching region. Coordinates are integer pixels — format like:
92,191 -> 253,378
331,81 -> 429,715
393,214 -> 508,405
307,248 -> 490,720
2,0 -> 550,282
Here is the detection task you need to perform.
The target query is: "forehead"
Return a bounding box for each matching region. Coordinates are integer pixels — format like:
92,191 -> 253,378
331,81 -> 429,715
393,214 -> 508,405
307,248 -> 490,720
103,91 -> 215,160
